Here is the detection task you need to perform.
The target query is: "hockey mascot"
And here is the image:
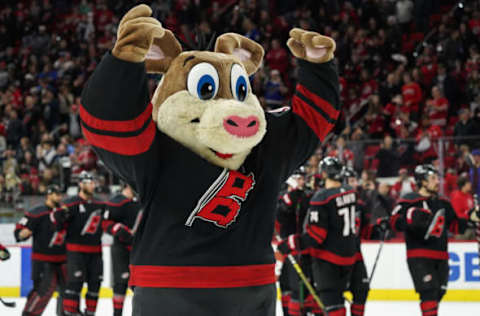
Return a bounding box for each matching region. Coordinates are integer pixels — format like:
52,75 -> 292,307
80,4 -> 339,316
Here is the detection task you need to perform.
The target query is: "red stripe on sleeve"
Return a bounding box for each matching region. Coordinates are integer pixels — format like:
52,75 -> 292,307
80,103 -> 153,132
306,225 -> 327,244
82,120 -> 156,156
296,84 -> 339,119
292,95 -> 334,141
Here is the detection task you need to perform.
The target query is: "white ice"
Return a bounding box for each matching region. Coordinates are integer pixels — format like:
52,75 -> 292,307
1,298 -> 479,316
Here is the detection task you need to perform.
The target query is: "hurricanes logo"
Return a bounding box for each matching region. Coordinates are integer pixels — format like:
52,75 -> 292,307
185,169 -> 255,228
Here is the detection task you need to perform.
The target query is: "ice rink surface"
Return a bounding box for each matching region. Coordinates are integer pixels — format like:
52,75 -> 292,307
1,298 -> 479,316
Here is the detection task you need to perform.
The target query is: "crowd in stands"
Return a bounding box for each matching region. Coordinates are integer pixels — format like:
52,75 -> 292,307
0,0 -> 479,224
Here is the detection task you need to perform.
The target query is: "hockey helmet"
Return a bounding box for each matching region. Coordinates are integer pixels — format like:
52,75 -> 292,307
341,166 -> 357,180
319,156 -> 343,181
78,171 -> 95,183
413,164 -> 438,186
46,184 -> 61,195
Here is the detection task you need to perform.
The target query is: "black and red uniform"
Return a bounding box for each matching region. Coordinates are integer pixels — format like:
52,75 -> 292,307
14,205 -> 67,316
103,194 -> 143,316
348,199 -> 386,316
80,51 -> 339,316
304,186 -> 358,316
52,196 -> 107,316
276,188 -> 320,316
279,186 -> 358,316
391,192 -> 468,316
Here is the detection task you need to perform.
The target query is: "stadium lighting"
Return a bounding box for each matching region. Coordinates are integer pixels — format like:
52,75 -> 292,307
458,2 -> 464,9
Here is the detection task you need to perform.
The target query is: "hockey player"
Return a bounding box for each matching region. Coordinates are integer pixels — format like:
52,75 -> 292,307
0,244 -> 10,261
390,164 -> 480,316
103,183 -> 143,316
51,171 -> 107,316
341,167 -> 389,316
14,184 -> 66,316
277,169 -> 319,316
278,157 -> 358,316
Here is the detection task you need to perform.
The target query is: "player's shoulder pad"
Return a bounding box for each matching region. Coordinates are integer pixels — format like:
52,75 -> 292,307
398,192 -> 424,204
63,195 -> 82,206
105,194 -> 130,207
310,189 -> 330,205
26,205 -> 50,217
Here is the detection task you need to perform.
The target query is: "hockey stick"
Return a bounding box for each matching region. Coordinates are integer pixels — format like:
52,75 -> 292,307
367,229 -> 389,285
275,236 -> 325,312
0,297 -> 16,308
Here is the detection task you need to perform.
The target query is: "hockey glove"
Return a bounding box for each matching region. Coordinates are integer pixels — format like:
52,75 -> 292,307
406,207 -> 432,233
376,217 -> 391,233
111,223 -> 134,244
0,244 -> 10,261
51,206 -> 71,230
277,234 -> 300,256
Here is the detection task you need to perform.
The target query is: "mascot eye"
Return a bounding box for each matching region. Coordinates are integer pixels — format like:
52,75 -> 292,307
187,63 -> 219,100
230,64 -> 249,102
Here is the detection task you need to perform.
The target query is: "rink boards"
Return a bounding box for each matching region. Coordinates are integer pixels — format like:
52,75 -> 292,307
0,241 -> 478,301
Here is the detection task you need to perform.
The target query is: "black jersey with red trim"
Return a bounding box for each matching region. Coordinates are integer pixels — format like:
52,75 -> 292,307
277,189 -> 312,238
391,192 -> 467,260
299,186 -> 358,266
103,194 -> 143,246
14,205 -> 66,262
80,52 -> 339,288
55,196 -> 107,253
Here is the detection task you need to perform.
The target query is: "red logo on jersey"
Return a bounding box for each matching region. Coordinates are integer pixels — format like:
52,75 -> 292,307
81,210 -> 102,235
430,215 -> 445,238
49,229 -> 66,247
185,170 -> 255,228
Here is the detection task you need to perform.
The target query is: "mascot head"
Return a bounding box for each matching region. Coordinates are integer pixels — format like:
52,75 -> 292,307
146,33 -> 266,170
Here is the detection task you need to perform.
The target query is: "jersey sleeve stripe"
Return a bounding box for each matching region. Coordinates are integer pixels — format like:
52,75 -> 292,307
80,103 -> 153,133
292,94 -> 335,141
296,84 -> 339,117
82,119 -> 156,156
306,225 -> 327,244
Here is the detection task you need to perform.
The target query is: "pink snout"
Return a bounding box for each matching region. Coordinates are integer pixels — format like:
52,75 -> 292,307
223,115 -> 260,137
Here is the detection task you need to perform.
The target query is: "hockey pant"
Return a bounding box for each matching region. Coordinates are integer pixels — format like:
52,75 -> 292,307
63,252 -> 103,316
23,260 -> 66,316
111,243 -> 131,316
311,259 -> 354,316
280,256 -> 323,316
407,258 -> 449,316
132,284 -> 276,316
347,258 -> 370,316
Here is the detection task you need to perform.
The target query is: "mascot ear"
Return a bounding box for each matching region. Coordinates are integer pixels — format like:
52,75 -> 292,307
145,30 -> 183,74
214,33 -> 264,75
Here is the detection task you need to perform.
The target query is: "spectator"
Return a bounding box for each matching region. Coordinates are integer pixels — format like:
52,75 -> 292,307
469,148 -> 480,197
401,71 -> 422,119
265,38 -> 289,76
263,69 -> 288,110
375,134 -> 400,177
391,168 -> 416,200
450,175 -> 476,240
36,134 -> 57,172
328,135 -> 354,169
425,85 -> 448,128
454,108 -> 473,146
450,175 -> 474,219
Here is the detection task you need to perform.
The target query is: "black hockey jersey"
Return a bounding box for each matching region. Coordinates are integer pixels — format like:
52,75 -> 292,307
14,205 -> 66,262
80,52 -> 339,288
299,186 -> 358,266
53,196 -> 107,253
277,189 -> 312,238
391,192 -> 467,260
103,193 -> 143,248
